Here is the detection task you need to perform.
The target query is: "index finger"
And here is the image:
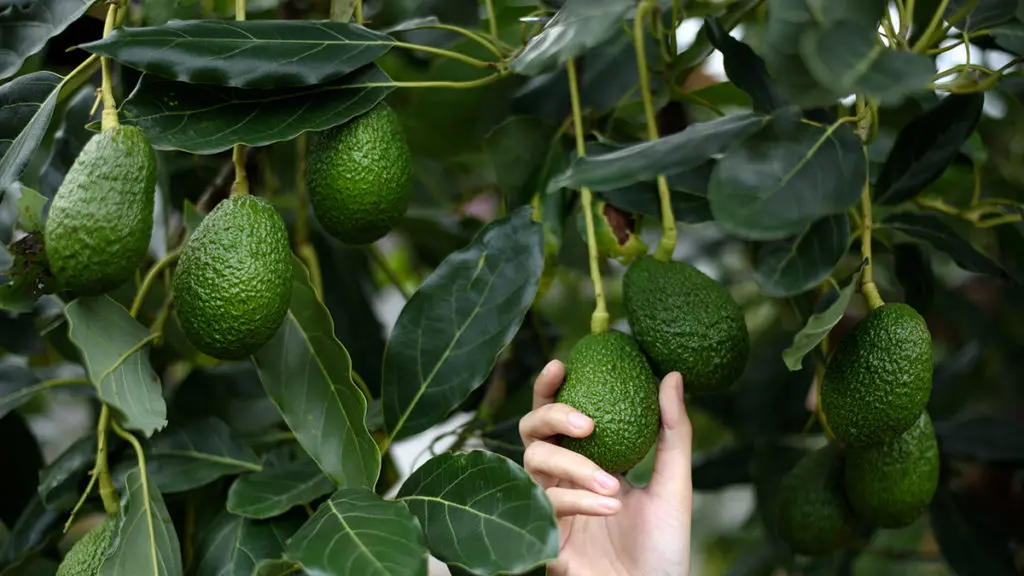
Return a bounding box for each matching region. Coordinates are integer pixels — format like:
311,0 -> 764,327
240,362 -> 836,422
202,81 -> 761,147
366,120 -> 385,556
533,360 -> 565,410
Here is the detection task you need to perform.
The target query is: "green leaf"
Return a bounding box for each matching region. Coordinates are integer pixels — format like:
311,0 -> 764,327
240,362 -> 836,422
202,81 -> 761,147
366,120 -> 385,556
782,265 -> 864,371
382,207 -> 544,440
0,72 -> 61,197
37,434 -> 95,511
992,22 -> 1024,56
122,64 -> 393,154
929,484 -> 1017,575
0,0 -> 94,80
11,184 -> 45,233
485,117 -> 556,208
144,417 -> 261,494
883,212 -> 1011,281
227,456 -> 335,520
0,361 -> 40,421
99,467 -> 183,576
65,296 -> 167,436
754,214 -> 851,297
82,20 -> 393,90
285,487 -> 427,576
0,412 -> 42,527
874,93 -> 985,205
251,559 -> 302,576
800,20 -> 934,105
168,363 -> 283,437
510,0 -> 634,76
945,0 -> 1017,31
37,84 -> 96,199
934,417 -> 1024,463
192,511 -> 301,576
0,495 -> 60,567
549,112 -> 770,194
253,257 -> 379,489
708,113 -> 867,240
673,0 -> 762,72
705,17 -> 786,113
397,451 -> 559,575
894,243 -> 935,314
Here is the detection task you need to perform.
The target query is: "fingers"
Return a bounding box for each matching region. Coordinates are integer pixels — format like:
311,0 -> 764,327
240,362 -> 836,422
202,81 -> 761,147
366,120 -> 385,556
519,402 -> 594,446
545,487 -> 621,518
532,360 -> 565,410
647,372 -> 694,510
523,441 -> 620,494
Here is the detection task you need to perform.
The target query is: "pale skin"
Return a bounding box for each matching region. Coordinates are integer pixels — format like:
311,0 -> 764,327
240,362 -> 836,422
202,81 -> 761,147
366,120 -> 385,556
519,360 -> 693,576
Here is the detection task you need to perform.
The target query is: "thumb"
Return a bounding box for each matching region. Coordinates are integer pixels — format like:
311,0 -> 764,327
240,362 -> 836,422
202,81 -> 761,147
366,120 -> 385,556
646,372 -> 693,510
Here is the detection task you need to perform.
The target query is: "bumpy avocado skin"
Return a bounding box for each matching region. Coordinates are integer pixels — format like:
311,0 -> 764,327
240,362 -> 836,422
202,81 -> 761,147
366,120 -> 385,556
777,445 -> 858,556
173,195 -> 292,360
306,103 -> 413,245
623,256 -> 749,394
845,412 -> 939,528
44,125 -> 156,295
821,303 -> 932,447
556,331 -> 660,474
56,518 -> 115,576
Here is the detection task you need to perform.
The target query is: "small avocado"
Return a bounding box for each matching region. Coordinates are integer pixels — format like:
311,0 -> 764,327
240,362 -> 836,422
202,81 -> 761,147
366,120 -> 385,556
306,102 -> 413,245
173,195 -> 292,360
45,125 -> 156,295
845,412 -> 940,528
821,303 -> 932,446
575,200 -> 647,264
555,331 -> 660,473
57,518 -> 115,576
777,444 -> 859,556
623,256 -> 749,393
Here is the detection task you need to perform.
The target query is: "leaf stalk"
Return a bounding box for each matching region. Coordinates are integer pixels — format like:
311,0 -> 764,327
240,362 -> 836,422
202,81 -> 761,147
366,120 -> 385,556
130,249 -> 181,318
99,1 -> 122,132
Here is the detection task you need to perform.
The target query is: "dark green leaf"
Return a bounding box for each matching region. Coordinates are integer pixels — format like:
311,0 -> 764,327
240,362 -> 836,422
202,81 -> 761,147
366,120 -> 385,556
397,451 -> 558,575
0,495 -> 59,567
782,264 -> 864,371
706,17 -> 786,113
122,64 -> 393,154
253,258 -> 379,489
945,0 -> 1017,32
991,21 -> 1024,56
894,243 -> 935,314
168,363 -> 282,437
37,84 -> 96,200
82,20 -> 393,89
673,0 -> 762,72
0,413 -> 42,527
934,418 -> 1024,463
0,362 -> 40,421
227,456 -> 335,520
874,93 -> 984,205
192,511 -> 301,576
285,488 -> 427,576
382,208 -> 544,440
929,484 -> 1017,575
883,212 -> 1011,280
754,214 -> 851,297
0,72 -> 61,197
251,559 -> 302,576
99,467 -> 182,576
0,0 -> 94,80
11,185 -> 45,233
510,0 -> 634,76
800,20 -> 934,105
145,417 -> 261,494
708,113 -> 866,240
549,112 -> 770,194
37,434 -> 95,511
485,117 -> 556,208
65,296 -> 167,437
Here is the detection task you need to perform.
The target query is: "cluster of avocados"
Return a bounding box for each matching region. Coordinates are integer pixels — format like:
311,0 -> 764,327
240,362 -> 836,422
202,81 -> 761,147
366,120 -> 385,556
556,254 -> 750,473
778,303 -> 939,556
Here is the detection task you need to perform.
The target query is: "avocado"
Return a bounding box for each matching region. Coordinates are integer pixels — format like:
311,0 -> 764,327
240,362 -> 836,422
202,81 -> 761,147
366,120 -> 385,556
45,125 -> 156,295
173,195 -> 292,360
555,331 -> 660,473
306,102 -> 413,245
844,412 -> 939,528
575,200 -> 647,264
821,303 -> 932,446
777,444 -> 858,556
623,256 -> 749,393
57,518 -> 115,576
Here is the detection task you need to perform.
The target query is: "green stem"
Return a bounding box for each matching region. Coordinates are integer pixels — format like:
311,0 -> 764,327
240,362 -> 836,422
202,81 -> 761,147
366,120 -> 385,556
231,143 -> 249,196
130,250 -> 180,318
351,370 -> 374,401
482,0 -> 498,40
354,0 -> 362,24
391,41 -> 497,70
381,73 -> 509,90
567,58 -> 609,335
859,186 -> 884,310
405,23 -> 503,59
94,406 -> 119,516
99,2 -> 121,132
367,245 -> 412,300
912,0 -> 951,52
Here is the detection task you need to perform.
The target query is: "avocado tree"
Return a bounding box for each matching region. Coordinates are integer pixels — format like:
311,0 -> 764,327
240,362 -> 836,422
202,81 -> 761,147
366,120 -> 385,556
1,0 -> 1023,574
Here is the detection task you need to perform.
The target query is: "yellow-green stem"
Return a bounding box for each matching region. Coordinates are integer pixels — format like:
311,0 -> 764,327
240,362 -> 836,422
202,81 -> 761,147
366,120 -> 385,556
912,0 -> 951,52
403,23 -> 503,58
368,245 -> 412,300
99,2 -> 121,132
859,186 -> 884,310
355,0 -> 362,24
635,1 -> 676,262
483,0 -> 498,39
391,41 -> 496,69
567,58 -> 609,335
130,249 -> 180,318
110,419 -> 162,576
351,370 -> 374,401
231,144 -> 249,196
94,405 -> 119,516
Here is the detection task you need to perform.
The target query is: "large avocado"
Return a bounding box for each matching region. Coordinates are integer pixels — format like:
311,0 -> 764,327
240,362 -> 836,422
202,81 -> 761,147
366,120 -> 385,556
45,125 -> 156,295
56,518 -> 115,576
777,444 -> 859,556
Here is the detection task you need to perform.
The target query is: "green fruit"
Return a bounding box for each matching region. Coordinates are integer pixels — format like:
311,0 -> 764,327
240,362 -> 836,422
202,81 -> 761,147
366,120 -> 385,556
623,256 -> 749,393
555,331 -> 660,473
45,125 -> 156,295
777,445 -> 858,556
173,195 -> 292,360
306,103 -> 413,245
822,303 -> 932,446
575,200 -> 648,264
57,518 -> 115,576
845,412 -> 940,528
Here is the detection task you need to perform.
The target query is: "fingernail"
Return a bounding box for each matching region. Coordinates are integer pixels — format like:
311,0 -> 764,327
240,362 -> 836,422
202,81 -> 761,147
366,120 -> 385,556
541,360 -> 556,377
598,497 -> 620,513
568,411 -> 590,430
595,470 -> 618,491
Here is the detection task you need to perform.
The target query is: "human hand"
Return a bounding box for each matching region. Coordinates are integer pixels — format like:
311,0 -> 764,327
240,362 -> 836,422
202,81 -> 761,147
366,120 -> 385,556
519,360 -> 693,576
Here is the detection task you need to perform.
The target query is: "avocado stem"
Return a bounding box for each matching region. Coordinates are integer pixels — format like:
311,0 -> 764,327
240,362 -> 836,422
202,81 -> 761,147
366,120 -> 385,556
98,1 -> 122,132
855,96 -> 885,311
94,405 -> 120,516
354,0 -> 363,24
634,1 -> 677,262
566,58 -> 609,334
231,144 -> 250,196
